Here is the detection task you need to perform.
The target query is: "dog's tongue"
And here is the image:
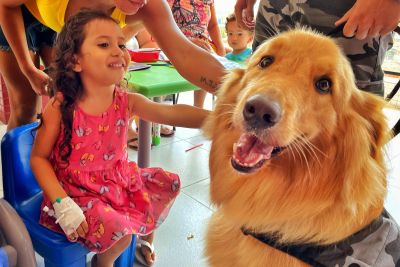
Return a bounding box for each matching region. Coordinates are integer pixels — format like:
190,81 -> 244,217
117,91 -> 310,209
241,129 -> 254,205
233,133 -> 274,166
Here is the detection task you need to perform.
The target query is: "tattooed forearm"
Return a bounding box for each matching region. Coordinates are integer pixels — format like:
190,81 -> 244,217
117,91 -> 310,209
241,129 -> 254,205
200,76 -> 219,93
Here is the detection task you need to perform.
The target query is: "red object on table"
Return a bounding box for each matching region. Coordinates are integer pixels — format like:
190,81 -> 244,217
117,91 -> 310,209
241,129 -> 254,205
128,49 -> 160,63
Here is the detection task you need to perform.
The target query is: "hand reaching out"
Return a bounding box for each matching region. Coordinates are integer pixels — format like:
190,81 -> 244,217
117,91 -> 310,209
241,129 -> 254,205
335,0 -> 400,40
190,37 -> 213,52
235,0 -> 257,30
23,66 -> 51,96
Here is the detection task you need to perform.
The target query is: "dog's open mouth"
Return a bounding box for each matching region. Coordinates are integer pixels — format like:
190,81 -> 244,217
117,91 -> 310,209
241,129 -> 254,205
231,133 -> 284,173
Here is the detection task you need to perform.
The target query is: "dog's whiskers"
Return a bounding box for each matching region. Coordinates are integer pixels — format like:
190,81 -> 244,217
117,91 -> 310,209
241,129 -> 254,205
291,139 -> 312,177
295,136 -> 322,167
287,142 -> 298,162
299,135 -> 328,158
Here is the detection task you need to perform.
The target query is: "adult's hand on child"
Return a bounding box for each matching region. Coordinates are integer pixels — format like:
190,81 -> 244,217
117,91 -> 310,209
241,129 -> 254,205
22,66 -> 50,96
235,0 -> 257,30
335,0 -> 400,40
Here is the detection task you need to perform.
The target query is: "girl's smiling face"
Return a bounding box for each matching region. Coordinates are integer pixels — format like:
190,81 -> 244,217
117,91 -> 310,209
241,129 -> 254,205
114,0 -> 148,15
73,19 -> 130,87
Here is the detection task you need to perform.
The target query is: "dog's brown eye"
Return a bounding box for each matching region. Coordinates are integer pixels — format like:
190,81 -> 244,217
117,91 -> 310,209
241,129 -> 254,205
259,56 -> 274,68
315,78 -> 332,94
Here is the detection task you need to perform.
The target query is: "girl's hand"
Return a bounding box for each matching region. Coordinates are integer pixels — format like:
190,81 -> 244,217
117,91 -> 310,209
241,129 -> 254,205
23,66 -> 50,96
68,220 -> 89,241
53,197 -> 86,239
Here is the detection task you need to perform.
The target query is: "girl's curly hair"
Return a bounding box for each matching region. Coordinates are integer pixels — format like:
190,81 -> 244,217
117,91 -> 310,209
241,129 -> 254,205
47,9 -> 118,165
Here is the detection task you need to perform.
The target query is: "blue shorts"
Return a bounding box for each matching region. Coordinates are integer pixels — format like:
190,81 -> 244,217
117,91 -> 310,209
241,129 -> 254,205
0,5 -> 56,52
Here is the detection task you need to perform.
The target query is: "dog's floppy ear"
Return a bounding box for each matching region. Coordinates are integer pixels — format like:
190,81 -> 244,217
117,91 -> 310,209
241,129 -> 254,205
203,68 -> 245,139
333,90 -> 390,214
350,92 -> 391,159
334,54 -> 390,161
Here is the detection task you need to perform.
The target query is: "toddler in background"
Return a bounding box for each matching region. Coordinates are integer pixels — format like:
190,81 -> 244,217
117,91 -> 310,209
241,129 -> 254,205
224,13 -> 253,64
30,10 -> 208,267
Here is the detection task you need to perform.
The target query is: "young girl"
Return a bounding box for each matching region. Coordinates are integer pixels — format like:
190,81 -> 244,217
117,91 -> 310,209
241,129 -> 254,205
30,10 -> 208,267
0,0 -> 223,131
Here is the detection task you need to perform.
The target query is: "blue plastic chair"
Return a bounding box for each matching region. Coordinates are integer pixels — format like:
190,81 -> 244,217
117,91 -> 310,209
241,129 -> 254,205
1,123 -> 136,267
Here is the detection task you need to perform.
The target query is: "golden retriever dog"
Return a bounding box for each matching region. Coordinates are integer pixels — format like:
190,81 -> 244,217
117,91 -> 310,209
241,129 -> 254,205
204,29 -> 400,267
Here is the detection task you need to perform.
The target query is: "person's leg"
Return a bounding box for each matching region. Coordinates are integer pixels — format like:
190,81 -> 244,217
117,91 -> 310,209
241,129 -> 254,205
138,233 -> 155,266
0,50 -> 40,131
38,45 -> 54,68
94,234 -> 132,267
194,89 -> 207,108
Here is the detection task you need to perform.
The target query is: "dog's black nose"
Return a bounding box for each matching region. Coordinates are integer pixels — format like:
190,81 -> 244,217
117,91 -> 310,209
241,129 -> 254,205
243,94 -> 281,128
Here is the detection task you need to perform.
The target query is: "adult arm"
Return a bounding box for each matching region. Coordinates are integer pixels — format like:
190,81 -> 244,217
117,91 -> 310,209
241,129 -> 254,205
130,0 -> 224,94
335,0 -> 400,39
136,29 -> 158,48
0,0 -> 49,95
208,4 -> 225,56
128,93 -> 210,128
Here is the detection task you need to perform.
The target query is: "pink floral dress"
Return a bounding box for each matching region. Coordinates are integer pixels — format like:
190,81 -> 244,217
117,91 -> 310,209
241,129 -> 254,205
167,0 -> 214,41
39,87 -> 180,253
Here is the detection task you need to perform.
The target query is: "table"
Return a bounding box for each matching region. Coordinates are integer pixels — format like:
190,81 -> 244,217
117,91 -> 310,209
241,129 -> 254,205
126,62 -> 198,168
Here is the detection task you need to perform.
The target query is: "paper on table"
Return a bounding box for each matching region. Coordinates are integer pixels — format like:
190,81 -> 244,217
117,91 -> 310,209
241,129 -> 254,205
128,62 -> 151,71
158,51 -> 169,62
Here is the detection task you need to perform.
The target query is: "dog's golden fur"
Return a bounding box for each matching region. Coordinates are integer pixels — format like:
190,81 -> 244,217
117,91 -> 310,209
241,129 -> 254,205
204,29 -> 391,267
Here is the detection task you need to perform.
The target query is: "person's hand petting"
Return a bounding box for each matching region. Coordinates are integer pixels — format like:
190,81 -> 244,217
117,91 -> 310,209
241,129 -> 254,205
23,66 -> 50,96
234,0 -> 257,30
335,0 -> 400,40
190,37 -> 213,52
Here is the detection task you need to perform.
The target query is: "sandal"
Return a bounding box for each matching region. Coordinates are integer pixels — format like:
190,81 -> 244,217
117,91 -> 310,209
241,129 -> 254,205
135,238 -> 155,266
160,126 -> 175,137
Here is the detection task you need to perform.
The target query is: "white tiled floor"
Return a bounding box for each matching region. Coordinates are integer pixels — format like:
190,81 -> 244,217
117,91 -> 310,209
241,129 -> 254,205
0,90 -> 399,267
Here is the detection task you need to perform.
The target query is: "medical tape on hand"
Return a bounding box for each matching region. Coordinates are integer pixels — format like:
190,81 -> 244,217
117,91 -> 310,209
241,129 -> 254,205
52,197 -> 85,236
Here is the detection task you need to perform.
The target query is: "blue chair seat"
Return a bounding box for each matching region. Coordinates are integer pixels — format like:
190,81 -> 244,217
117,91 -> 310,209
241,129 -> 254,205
1,123 -> 136,267
19,192 -> 89,265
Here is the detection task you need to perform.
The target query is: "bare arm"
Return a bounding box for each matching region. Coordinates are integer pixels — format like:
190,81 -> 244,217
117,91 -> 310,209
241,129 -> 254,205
128,93 -> 210,128
0,0 -> 49,95
122,24 -> 142,40
208,4 -> 225,56
136,29 -> 158,48
30,97 -> 89,239
130,0 -> 224,93
30,99 -> 68,203
335,0 -> 400,39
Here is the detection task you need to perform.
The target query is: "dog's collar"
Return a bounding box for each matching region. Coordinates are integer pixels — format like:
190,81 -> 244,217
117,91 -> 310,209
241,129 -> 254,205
241,210 -> 387,267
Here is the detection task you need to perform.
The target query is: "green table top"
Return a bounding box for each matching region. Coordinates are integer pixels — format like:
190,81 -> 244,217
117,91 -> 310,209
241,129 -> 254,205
126,62 -> 198,97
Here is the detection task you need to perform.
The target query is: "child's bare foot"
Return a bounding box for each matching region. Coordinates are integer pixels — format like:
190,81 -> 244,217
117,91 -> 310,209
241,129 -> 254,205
135,234 -> 155,266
